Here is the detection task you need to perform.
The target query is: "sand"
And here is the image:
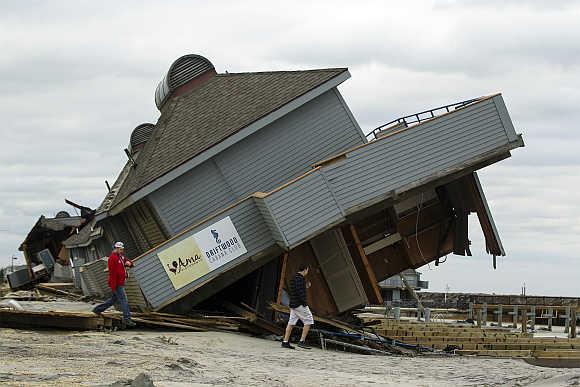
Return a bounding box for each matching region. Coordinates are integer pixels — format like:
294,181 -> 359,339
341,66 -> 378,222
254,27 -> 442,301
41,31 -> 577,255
0,328 -> 579,386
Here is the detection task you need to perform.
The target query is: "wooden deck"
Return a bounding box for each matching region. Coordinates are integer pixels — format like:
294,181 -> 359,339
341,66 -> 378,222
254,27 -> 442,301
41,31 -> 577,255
362,316 -> 580,361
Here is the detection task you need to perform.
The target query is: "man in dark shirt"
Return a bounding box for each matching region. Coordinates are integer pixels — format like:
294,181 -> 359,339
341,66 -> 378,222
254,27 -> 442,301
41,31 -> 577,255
282,264 -> 313,349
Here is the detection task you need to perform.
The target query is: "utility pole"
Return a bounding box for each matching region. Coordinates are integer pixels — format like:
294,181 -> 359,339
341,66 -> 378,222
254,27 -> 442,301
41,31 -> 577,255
11,255 -> 18,272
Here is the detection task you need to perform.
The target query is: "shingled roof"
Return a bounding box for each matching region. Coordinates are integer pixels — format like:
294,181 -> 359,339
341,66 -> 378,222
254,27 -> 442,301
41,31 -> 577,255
109,68 -> 347,210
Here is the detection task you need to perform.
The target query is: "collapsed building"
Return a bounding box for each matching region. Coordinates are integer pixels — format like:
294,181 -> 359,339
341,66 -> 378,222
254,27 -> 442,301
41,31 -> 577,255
10,205 -> 93,289
17,54 -> 524,319
379,269 -> 429,303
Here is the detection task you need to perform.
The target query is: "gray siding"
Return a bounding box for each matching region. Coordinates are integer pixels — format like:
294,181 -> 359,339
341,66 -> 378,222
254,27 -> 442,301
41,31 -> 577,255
214,89 -> 366,198
133,199 -> 276,310
149,160 -> 237,235
79,258 -> 111,298
262,95 -> 521,248
264,172 -> 343,246
254,198 -> 286,246
325,95 -> 518,211
130,93 -> 522,311
148,88 -> 364,237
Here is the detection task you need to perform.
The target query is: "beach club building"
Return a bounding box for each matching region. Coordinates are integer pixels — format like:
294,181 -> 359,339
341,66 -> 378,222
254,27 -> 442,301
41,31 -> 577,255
72,54 -> 524,317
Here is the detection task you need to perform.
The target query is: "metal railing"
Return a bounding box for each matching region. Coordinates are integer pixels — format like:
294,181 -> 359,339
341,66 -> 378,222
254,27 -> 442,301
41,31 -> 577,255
365,98 -> 480,140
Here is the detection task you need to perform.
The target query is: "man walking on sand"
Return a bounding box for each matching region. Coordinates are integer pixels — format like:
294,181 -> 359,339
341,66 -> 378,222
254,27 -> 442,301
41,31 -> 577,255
282,264 -> 313,349
93,242 -> 136,328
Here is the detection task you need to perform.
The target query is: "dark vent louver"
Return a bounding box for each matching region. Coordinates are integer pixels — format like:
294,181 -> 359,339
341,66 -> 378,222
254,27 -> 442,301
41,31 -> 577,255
129,123 -> 155,154
154,54 -> 215,110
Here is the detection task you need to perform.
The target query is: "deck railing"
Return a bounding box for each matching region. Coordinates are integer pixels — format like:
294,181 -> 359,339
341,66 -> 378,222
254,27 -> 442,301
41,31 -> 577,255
366,98 -> 480,140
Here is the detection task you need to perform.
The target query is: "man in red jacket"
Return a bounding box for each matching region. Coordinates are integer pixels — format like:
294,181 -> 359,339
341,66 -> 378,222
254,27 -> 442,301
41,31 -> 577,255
92,242 -> 136,328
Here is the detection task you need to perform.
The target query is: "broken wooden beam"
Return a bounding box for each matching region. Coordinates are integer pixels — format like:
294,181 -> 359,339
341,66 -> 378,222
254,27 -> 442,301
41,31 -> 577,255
0,309 -> 113,330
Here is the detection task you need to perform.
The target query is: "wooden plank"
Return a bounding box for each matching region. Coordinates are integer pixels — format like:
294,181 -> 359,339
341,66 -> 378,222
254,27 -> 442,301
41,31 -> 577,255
363,233 -> 402,255
0,309 -> 109,330
349,225 -> 383,304
36,284 -> 82,299
222,301 -> 284,335
276,253 -> 288,304
455,349 -> 532,358
130,317 -> 206,331
39,282 -> 75,289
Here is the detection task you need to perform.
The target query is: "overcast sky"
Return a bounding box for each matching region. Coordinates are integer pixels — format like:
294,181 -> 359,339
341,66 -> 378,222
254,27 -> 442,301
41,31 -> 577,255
1,1 -> 578,296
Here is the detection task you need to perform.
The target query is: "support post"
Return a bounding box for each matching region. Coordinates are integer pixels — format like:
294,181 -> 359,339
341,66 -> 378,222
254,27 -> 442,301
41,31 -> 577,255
497,304 -> 503,327
468,302 -> 473,319
424,308 -> 431,323
521,307 -> 527,333
275,253 -> 289,305
565,306 -> 571,334
477,309 -> 482,328
349,225 -> 383,305
319,331 -> 326,350
530,305 -> 536,331
571,308 -> 577,339
513,305 -> 518,328
482,303 -> 487,326
547,307 -> 553,332
393,307 -> 401,321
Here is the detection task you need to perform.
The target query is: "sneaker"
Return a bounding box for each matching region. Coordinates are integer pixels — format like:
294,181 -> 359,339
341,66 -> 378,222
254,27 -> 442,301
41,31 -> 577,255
124,320 -> 137,328
297,341 -> 311,350
281,341 -> 295,349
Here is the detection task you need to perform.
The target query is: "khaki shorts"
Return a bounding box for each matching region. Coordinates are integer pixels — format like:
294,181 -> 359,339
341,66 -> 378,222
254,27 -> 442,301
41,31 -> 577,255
288,305 -> 314,326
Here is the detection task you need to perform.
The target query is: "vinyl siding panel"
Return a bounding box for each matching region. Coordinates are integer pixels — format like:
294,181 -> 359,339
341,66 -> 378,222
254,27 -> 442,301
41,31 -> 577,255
324,97 -> 515,211
133,199 -> 276,310
79,258 -> 111,298
214,89 -> 365,198
265,172 -> 344,246
149,160 -> 237,235
254,198 -> 286,246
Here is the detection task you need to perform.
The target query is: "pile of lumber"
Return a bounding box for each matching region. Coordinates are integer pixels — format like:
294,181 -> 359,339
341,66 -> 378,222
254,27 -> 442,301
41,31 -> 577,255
130,312 -> 249,332
361,317 -> 580,360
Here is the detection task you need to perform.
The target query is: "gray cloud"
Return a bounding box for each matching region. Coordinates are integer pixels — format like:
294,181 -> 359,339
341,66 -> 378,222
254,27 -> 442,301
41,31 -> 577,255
0,0 -> 578,296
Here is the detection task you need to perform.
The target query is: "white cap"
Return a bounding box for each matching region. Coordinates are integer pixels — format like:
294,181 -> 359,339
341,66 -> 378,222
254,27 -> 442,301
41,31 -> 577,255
114,241 -> 125,248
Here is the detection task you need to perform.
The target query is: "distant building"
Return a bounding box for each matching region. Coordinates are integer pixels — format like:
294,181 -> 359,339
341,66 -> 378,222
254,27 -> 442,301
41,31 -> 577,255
379,269 -> 429,303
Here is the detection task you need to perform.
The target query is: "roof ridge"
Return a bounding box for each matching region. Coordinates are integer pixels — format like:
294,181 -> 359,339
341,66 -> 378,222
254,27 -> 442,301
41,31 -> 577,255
215,68 -> 347,76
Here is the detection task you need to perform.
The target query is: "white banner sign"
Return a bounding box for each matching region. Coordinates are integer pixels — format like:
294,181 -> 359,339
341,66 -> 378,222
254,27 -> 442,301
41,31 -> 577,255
158,216 -> 247,290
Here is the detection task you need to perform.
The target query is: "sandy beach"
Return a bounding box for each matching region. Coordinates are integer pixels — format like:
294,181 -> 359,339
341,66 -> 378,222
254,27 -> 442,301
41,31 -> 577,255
0,328 -> 578,387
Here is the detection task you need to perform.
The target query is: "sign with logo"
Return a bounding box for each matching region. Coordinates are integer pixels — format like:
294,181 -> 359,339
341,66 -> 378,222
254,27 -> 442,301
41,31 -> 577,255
157,216 -> 247,290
